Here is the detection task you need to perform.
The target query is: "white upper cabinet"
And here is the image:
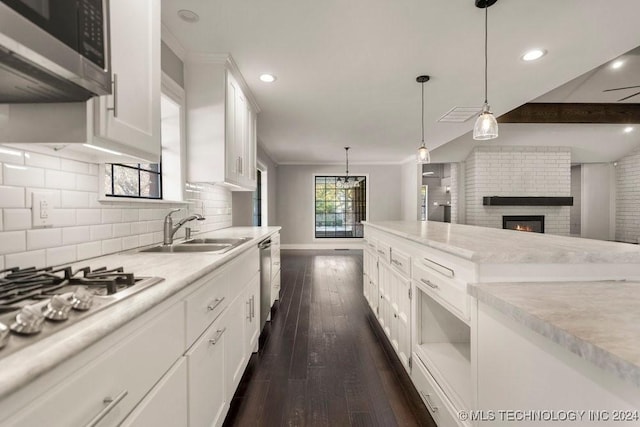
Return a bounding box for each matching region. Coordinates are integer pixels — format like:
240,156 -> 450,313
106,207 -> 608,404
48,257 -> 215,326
90,0 -> 161,162
0,0 -> 161,163
186,54 -> 259,191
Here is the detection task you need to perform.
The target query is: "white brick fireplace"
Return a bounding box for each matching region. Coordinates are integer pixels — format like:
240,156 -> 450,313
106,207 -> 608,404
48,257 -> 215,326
464,146 -> 571,236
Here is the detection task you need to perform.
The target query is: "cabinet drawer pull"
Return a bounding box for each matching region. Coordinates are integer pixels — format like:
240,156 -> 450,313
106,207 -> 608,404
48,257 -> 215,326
207,297 -> 225,311
420,278 -> 439,290
367,243 -> 375,248
422,257 -> 454,278
209,327 -> 227,345
420,391 -> 439,413
392,258 -> 403,267
274,261 -> 280,266
377,250 -> 386,256
106,73 -> 118,118
85,389 -> 128,427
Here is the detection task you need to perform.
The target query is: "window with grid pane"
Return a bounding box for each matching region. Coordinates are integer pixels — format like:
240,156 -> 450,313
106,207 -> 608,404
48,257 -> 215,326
315,176 -> 366,238
104,163 -> 162,199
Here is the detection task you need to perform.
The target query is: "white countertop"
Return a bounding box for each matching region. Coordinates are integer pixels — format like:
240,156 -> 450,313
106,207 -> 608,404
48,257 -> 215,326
0,226 -> 280,399
469,281 -> 640,388
364,220 -> 640,264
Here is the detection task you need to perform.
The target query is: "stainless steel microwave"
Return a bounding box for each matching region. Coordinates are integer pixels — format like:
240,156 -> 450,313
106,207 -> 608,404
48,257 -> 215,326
0,0 -> 111,103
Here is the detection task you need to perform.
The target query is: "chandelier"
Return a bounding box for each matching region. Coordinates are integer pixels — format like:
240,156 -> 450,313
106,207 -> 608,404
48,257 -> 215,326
336,147 -> 361,189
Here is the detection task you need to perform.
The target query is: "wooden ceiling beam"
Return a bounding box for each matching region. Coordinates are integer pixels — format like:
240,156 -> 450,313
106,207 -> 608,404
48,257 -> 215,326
498,103 -> 640,124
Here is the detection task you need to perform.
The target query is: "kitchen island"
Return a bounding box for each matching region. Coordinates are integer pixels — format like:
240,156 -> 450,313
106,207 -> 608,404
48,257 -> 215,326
0,226 -> 280,427
362,220 -> 640,427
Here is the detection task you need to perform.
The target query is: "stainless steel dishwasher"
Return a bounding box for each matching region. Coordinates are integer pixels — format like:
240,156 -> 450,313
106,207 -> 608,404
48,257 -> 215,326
258,238 -> 272,328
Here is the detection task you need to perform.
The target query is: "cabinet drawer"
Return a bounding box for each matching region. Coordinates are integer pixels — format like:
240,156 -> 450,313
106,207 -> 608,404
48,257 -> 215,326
412,354 -> 465,427
390,247 -> 411,277
226,246 -> 259,301
185,269 -> 229,347
5,303 -> 184,427
376,241 -> 391,263
413,260 -> 468,321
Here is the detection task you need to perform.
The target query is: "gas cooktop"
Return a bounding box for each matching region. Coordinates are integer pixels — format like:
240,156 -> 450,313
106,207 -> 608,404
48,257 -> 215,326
0,265 -> 163,358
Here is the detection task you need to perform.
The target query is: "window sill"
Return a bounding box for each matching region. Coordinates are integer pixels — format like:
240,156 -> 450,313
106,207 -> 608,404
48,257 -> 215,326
98,195 -> 189,206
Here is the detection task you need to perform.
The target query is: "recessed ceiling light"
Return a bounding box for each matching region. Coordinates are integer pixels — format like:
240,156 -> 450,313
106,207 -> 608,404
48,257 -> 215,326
521,49 -> 546,61
611,60 -> 624,69
624,126 -> 634,133
259,74 -> 276,83
177,9 -> 199,23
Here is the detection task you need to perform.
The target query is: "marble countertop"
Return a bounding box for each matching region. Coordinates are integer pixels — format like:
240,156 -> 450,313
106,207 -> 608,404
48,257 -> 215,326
0,226 -> 280,399
469,281 -> 640,388
363,220 -> 640,264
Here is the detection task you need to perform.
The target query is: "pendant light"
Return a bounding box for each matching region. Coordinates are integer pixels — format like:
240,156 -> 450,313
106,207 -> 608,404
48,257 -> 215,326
337,147 -> 360,189
473,0 -> 499,141
416,75 -> 431,164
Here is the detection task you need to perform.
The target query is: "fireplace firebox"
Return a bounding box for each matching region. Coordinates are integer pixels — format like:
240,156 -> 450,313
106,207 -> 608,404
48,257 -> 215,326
502,215 -> 544,233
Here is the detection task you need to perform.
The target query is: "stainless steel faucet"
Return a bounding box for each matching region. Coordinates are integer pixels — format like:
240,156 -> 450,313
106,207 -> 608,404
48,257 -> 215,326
163,209 -> 205,245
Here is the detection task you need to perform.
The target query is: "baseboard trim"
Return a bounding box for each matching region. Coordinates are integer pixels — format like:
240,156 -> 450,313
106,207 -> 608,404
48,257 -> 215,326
280,243 -> 364,250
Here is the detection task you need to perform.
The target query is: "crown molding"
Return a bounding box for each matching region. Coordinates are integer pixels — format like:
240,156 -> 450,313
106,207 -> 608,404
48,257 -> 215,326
160,23 -> 187,61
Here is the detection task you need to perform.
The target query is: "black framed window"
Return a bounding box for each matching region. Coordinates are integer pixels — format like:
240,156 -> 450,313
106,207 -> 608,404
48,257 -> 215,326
252,169 -> 262,226
315,176 -> 366,238
105,163 -> 162,199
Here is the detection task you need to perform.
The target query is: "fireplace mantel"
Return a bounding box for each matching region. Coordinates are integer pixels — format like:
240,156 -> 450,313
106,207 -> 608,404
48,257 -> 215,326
483,196 -> 573,206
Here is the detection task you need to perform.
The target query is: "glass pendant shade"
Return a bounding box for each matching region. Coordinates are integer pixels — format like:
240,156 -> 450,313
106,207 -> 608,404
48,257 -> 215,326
473,103 -> 498,140
417,143 -> 430,164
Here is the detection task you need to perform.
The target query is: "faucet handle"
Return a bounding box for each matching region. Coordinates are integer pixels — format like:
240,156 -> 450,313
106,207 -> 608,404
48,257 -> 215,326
165,208 -> 181,221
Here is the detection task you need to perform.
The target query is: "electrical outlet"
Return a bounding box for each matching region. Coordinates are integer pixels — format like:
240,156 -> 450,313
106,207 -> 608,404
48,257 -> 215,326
32,193 -> 55,227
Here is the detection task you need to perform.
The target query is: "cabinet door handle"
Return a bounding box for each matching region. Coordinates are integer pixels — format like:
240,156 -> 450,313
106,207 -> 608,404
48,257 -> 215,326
246,300 -> 251,319
392,258 -> 403,267
209,327 -> 227,345
420,278 -> 439,290
420,391 -> 439,413
251,295 -> 255,320
106,73 -> 118,118
85,389 -> 128,427
207,297 -> 225,311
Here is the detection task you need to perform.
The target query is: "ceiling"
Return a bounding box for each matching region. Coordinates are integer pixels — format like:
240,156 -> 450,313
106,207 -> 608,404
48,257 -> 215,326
162,0 -> 640,165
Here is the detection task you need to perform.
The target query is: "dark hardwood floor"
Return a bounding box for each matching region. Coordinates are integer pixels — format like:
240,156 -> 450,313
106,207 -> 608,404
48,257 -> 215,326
223,250 -> 435,427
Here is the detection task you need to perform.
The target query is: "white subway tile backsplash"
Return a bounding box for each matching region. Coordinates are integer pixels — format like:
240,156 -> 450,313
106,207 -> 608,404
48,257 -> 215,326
122,235 -> 139,250
3,209 -> 31,231
5,250 -> 46,269
63,226 -> 91,245
90,224 -> 112,241
77,241 -> 102,261
101,208 -> 122,224
61,190 -> 89,208
25,152 -> 60,170
46,245 -> 77,266
27,228 -> 62,250
113,222 -> 131,237
102,238 -> 122,255
76,174 -> 98,192
0,230 -> 26,254
52,209 -> 77,227
0,146 -> 232,267
0,186 -> 25,208
45,169 -> 76,190
76,209 -> 101,225
60,158 -> 89,174
4,164 -> 45,187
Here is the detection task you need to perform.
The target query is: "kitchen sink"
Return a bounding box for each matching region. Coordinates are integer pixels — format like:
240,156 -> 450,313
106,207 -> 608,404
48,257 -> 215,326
182,237 -> 252,245
139,237 -> 252,254
140,244 -> 234,253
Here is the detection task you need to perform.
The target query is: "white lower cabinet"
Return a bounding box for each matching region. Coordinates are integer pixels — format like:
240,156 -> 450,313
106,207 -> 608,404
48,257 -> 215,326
121,359 -> 188,427
3,303 -> 184,427
224,286 -> 249,399
187,314 -> 228,427
412,355 -> 462,427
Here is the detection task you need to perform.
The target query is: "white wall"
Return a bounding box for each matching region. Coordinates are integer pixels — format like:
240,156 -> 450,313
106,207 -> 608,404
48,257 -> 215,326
276,164 -> 402,247
581,163 -> 615,241
0,146 -> 232,269
465,146 -> 571,235
401,160 -> 420,221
